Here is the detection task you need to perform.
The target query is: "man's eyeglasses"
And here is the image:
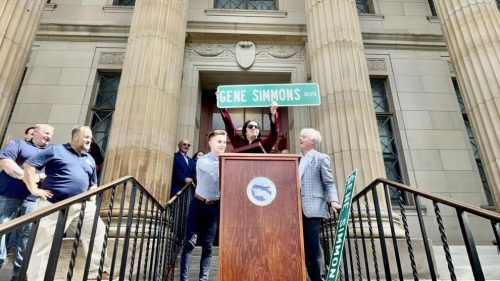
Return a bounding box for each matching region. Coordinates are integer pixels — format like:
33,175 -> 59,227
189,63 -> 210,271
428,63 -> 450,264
182,143 -> 191,147
247,125 -> 260,130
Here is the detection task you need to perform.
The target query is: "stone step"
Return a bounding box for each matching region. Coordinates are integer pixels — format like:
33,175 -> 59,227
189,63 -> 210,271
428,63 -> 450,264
435,245 -> 500,256
433,245 -> 500,281
173,246 -> 219,281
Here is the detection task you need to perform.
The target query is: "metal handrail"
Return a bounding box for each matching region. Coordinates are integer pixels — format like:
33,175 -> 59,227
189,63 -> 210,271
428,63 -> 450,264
0,176 -> 194,281
322,178 -> 500,281
362,178 -> 500,221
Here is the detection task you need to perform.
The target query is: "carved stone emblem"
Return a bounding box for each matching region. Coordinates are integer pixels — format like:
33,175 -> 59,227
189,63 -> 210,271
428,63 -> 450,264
235,41 -> 256,69
367,59 -> 386,71
99,52 -> 125,65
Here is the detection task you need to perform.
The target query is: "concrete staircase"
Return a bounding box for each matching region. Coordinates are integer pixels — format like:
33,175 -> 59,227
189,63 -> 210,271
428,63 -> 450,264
3,244 -> 498,280
433,245 -> 500,281
173,246 -> 219,281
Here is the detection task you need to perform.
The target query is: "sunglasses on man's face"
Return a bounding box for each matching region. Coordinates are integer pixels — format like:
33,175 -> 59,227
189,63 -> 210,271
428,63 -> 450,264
247,125 -> 260,130
182,143 -> 191,147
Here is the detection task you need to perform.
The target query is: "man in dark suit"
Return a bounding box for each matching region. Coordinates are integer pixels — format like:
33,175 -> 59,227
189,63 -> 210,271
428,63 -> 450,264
299,128 -> 341,281
171,139 -> 196,197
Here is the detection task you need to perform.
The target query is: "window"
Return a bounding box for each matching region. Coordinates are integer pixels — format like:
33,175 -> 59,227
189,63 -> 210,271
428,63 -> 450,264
429,0 -> 498,15
114,0 -> 135,6
371,78 -> 406,204
212,108 -> 272,131
428,0 -> 437,16
356,0 -> 372,14
215,0 -> 277,10
90,73 -> 120,157
452,79 -> 494,206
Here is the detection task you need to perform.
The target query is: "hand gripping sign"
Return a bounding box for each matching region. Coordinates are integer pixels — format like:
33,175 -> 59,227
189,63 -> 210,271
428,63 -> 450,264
327,169 -> 358,281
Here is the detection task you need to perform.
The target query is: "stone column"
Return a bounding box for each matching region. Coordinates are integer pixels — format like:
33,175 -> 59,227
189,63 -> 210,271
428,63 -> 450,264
304,0 -> 386,189
434,0 -> 500,210
0,0 -> 45,136
102,0 -> 189,206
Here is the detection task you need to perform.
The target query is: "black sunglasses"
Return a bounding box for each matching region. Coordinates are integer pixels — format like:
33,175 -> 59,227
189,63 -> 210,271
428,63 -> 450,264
182,143 -> 191,147
247,125 -> 260,129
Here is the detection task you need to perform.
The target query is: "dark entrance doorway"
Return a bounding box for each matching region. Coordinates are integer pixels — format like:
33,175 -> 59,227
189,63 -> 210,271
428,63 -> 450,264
198,71 -> 290,153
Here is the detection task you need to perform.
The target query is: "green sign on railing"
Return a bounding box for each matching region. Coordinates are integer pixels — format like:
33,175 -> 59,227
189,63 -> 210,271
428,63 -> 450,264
327,169 -> 358,281
216,83 -> 320,108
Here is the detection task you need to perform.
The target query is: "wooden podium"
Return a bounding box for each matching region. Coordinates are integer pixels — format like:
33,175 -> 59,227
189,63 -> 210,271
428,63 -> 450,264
218,153 -> 305,281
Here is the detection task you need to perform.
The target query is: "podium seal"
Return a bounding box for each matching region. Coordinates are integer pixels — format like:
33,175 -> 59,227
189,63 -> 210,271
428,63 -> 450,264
246,177 -> 276,206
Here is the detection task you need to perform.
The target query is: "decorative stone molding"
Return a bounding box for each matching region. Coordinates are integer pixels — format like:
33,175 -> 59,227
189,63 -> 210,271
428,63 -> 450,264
99,52 -> 125,65
185,43 -> 304,60
188,44 -> 225,57
367,59 -> 387,71
235,41 -> 256,69
205,8 -> 287,18
261,45 -> 303,59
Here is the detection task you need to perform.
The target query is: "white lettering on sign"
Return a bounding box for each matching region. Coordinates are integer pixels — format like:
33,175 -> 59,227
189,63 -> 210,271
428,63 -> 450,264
251,88 -> 301,102
219,90 -> 248,103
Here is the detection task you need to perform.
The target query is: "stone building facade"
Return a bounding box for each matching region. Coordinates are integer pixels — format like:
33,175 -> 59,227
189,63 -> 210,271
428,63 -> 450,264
1,0 -> 499,244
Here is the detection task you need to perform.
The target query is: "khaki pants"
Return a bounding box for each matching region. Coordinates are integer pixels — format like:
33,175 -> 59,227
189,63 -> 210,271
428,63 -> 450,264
27,199 -> 109,281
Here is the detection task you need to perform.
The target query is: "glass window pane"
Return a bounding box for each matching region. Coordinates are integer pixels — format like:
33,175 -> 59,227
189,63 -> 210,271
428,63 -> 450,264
428,0 -> 437,16
90,73 -> 120,155
453,79 -> 467,114
356,0 -> 370,13
115,0 -> 135,6
371,78 -> 405,204
213,108 -> 245,131
212,107 -> 274,132
91,111 -> 113,153
371,79 -> 389,113
249,0 -> 276,10
215,0 -> 245,9
452,78 -> 493,206
215,0 -> 277,10
212,113 -> 225,130
95,74 -> 119,109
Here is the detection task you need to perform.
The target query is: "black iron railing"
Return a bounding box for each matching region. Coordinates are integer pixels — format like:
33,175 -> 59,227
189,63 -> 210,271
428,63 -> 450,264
321,178 -> 500,281
0,176 -> 194,281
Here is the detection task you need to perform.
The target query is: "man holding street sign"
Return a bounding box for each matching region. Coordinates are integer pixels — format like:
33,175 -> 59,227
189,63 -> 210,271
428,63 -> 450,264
298,128 -> 341,281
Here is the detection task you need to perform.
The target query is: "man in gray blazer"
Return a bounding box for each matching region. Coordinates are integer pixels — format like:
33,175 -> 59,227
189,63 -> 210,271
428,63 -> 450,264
299,128 -> 341,281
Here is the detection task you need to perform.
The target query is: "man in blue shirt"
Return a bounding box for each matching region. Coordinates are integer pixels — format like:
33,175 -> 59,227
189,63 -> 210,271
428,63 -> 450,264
180,130 -> 227,281
0,124 -> 54,280
23,125 -> 112,281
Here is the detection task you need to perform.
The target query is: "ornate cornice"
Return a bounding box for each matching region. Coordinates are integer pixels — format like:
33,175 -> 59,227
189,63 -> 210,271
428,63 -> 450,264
185,43 -> 304,60
35,21 -> 447,50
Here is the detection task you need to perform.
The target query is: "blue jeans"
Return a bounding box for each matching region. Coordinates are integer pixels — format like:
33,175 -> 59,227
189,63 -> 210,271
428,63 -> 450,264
180,198 -> 219,281
303,216 -> 326,281
0,196 -> 35,278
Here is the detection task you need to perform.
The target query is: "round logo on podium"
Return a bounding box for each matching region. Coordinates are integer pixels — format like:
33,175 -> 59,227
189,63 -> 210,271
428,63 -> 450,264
246,177 -> 276,206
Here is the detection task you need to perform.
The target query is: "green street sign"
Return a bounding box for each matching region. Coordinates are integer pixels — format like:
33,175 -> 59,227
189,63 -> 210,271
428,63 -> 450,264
216,83 -> 320,108
326,169 -> 358,281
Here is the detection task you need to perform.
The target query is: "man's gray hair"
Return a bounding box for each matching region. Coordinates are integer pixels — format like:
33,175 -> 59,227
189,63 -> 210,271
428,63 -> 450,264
71,125 -> 92,137
300,128 -> 322,146
34,124 -> 54,131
